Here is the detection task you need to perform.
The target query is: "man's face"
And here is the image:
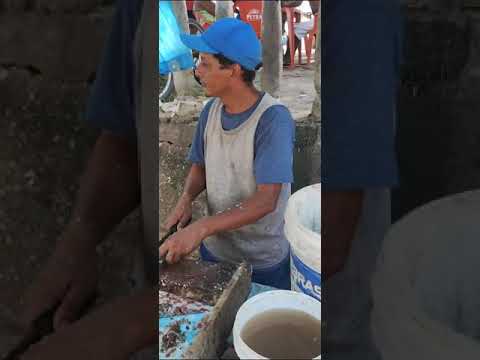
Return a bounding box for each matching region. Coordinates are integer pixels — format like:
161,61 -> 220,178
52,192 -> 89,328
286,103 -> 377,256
195,53 -> 233,97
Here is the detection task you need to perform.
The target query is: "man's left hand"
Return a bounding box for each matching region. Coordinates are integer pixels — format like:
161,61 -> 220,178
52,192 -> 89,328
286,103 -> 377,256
159,222 -> 206,264
19,291 -> 157,360
19,313 -> 129,360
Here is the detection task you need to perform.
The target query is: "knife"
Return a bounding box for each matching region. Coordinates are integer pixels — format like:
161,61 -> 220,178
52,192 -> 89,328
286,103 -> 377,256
159,222 -> 179,266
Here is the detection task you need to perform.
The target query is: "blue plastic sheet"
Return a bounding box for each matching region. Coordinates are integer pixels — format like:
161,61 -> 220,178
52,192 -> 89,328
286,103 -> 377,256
158,283 -> 276,358
159,1 -> 194,75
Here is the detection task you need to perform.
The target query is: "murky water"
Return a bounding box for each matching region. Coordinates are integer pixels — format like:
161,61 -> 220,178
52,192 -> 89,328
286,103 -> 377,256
241,309 -> 321,359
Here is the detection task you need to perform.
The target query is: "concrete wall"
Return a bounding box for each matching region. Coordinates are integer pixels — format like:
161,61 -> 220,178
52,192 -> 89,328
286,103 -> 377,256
0,0 -> 138,309
393,5 -> 480,220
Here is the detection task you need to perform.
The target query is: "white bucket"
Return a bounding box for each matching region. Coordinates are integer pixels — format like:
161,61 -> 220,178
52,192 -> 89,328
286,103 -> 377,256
371,190 -> 480,360
233,290 -> 322,359
284,184 -> 321,301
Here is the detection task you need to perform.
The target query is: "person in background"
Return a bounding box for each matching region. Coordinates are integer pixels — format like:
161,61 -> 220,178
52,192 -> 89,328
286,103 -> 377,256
186,0 -> 196,20
282,0 -> 319,66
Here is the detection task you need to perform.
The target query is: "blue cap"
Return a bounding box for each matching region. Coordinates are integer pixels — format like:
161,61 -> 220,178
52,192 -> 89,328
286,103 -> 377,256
180,18 -> 262,71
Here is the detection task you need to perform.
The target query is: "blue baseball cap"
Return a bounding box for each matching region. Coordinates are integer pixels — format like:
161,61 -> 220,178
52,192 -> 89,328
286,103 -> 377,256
180,18 -> 262,71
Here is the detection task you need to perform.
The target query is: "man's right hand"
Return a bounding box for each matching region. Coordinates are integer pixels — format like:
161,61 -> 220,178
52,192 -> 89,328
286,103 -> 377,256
164,193 -> 194,231
20,226 -> 99,332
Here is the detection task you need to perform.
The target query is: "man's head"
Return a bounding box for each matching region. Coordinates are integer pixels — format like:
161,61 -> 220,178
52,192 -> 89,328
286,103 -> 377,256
193,52 -> 257,96
180,18 -> 262,97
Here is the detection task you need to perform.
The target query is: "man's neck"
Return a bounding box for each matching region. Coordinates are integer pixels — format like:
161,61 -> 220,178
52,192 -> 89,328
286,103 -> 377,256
221,86 -> 261,114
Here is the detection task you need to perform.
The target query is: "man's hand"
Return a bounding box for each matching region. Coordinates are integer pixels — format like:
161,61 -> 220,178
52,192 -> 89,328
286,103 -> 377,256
164,193 -> 193,231
159,221 -> 206,264
19,290 -> 157,360
18,318 -> 125,360
20,225 -> 99,332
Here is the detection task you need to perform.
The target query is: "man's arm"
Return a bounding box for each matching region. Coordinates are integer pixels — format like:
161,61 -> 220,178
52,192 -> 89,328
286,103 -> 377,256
198,184 -> 281,238
21,131 -> 141,330
321,190 -> 364,279
160,183 -> 282,264
62,131 -> 141,252
182,163 -> 207,202
163,163 -> 206,230
20,288 -> 157,359
164,162 -> 279,235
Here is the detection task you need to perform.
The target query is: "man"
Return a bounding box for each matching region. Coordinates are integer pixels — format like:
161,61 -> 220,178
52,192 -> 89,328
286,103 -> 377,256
160,18 -> 296,290
321,1 -> 404,359
17,0 -> 157,358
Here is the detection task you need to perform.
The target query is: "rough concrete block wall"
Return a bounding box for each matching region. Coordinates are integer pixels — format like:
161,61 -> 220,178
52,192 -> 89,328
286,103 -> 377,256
393,7 -> 480,220
0,0 -> 138,310
159,122 -> 206,227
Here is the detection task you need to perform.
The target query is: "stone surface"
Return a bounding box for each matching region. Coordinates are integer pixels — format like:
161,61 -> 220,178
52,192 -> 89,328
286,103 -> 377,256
159,97 -> 207,124
0,0 -> 136,315
35,0 -> 100,13
159,260 -> 252,359
183,262 -> 252,359
0,13 -> 112,80
1,0 -> 29,12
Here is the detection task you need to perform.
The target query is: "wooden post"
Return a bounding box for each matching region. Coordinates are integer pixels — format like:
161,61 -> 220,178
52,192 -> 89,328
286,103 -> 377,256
134,0 -> 159,288
311,10 -> 320,120
216,0 -> 234,19
261,0 -> 282,97
170,0 -> 202,97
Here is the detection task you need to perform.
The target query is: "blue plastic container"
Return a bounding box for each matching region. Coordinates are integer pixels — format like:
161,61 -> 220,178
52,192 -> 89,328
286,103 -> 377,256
159,1 -> 194,75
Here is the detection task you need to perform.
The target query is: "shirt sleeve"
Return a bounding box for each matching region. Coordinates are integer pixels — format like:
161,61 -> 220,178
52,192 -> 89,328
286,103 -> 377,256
84,0 -> 142,140
320,3 -> 401,189
187,99 -> 215,165
254,105 -> 296,184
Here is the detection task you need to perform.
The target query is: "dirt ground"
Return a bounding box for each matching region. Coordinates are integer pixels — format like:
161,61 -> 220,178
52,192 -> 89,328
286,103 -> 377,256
269,63 -> 317,120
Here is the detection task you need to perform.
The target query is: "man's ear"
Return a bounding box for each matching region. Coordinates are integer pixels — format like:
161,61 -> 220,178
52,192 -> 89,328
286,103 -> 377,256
232,63 -> 243,79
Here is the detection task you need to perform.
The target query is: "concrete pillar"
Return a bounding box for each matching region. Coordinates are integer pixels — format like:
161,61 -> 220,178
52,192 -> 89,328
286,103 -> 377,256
311,11 -> 321,120
216,0 -> 234,19
261,0 -> 282,97
170,0 -> 202,97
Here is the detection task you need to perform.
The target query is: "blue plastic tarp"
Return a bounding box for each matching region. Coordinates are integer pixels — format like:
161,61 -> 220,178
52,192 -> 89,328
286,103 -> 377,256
159,0 -> 194,75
